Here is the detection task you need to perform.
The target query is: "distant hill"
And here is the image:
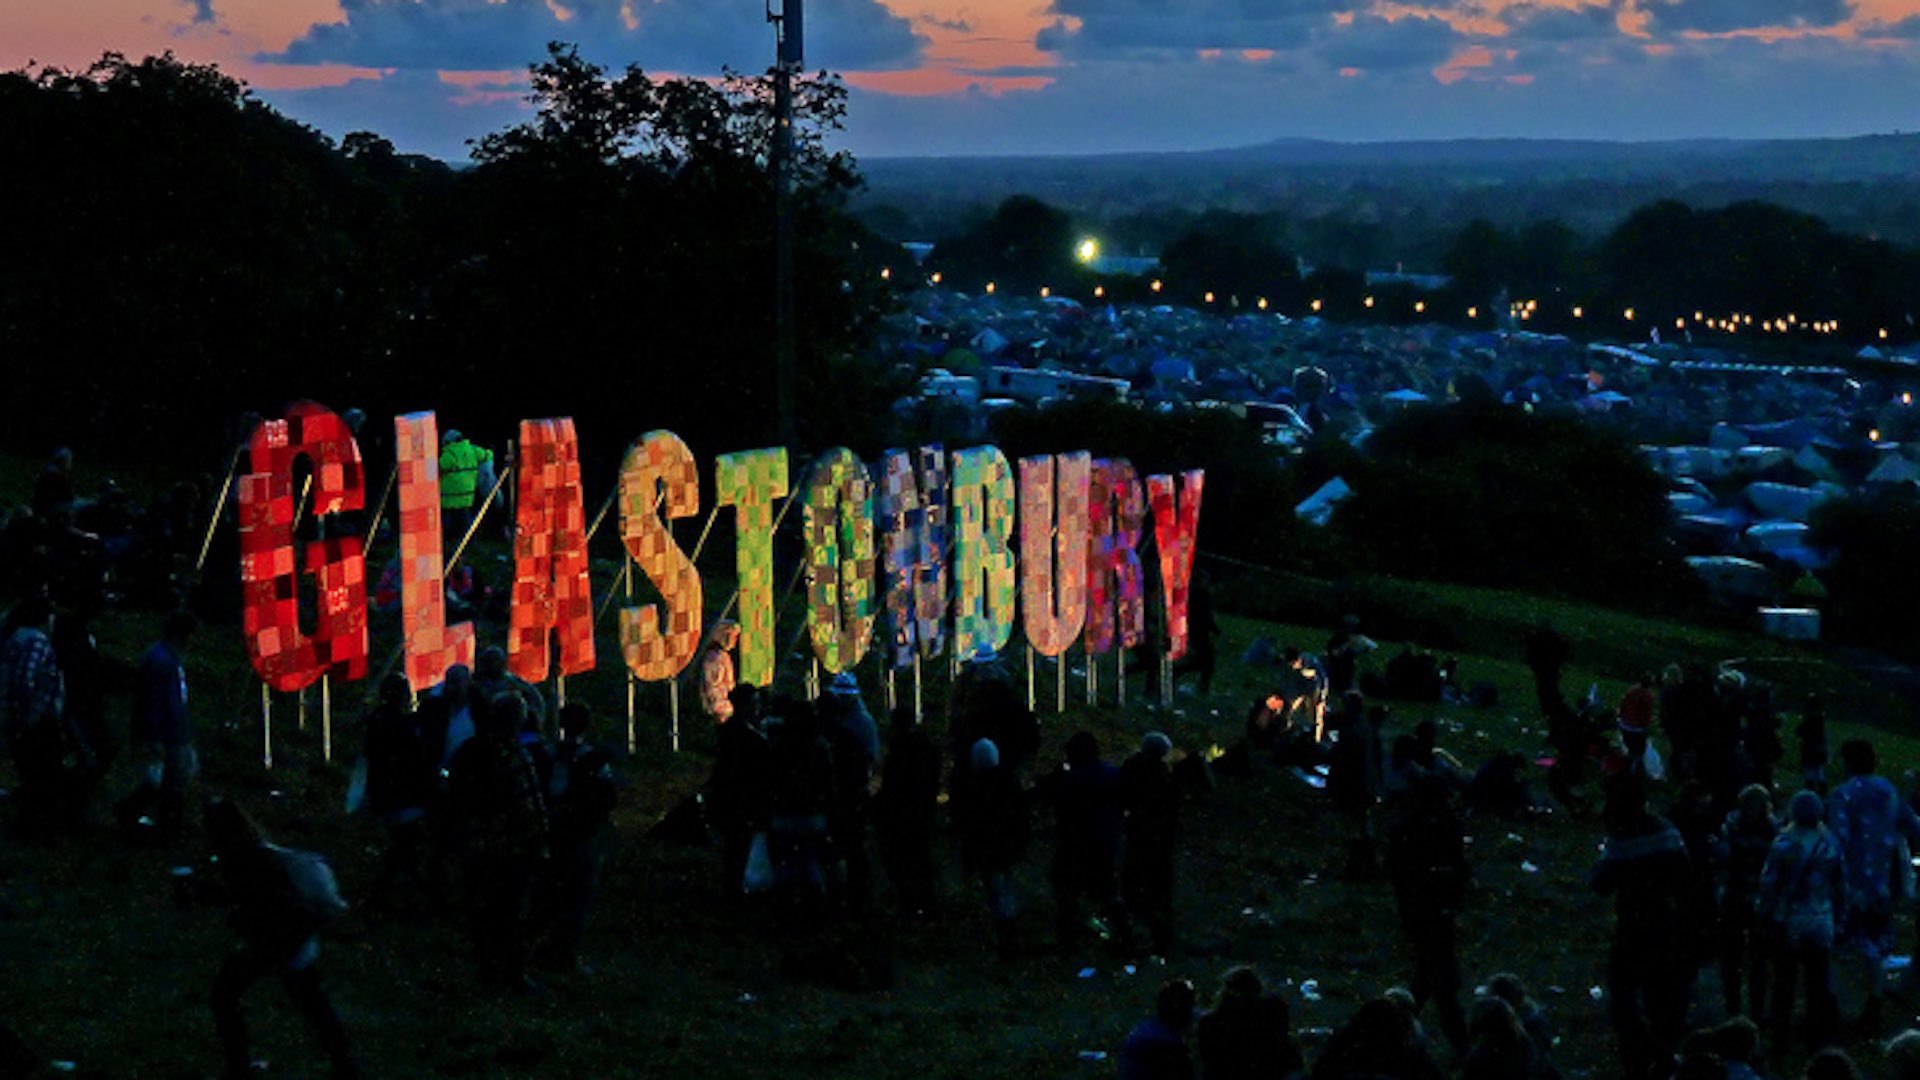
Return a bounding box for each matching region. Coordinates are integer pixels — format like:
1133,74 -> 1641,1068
855,134 -> 1920,266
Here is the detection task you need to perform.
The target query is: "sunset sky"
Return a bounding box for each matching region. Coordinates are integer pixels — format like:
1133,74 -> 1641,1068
7,0 -> 1920,158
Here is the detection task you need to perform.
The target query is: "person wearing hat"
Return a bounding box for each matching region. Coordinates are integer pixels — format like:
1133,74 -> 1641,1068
437,428 -> 492,543
818,672 -> 878,909
1759,788 -> 1846,1051
1120,732 -> 1180,956
956,737 -> 1030,959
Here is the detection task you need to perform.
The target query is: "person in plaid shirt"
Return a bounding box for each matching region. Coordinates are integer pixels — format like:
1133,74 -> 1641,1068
2,595 -> 73,835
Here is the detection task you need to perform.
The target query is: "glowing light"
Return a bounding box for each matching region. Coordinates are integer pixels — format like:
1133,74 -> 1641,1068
1624,308 -> 1635,321
1871,428 -> 1883,442
1364,296 -> 1375,308
1094,285 -> 1105,298
1675,318 -> 1685,330
1414,300 -> 1426,313
1883,329 -> 1891,340
880,267 -> 891,280
1040,286 -> 1051,298
1310,298 -> 1323,313
1902,392 -> 1912,406
1205,291 -> 1216,304
1150,279 -> 1163,293
1468,306 -> 1478,319
930,271 -> 942,285
1257,297 -> 1268,311
1075,238 -> 1100,264
1572,306 -> 1583,318
985,281 -> 996,295
1694,311 -> 1703,322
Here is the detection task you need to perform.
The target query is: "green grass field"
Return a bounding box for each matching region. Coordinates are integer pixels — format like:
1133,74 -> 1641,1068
3,477 -> 1919,1078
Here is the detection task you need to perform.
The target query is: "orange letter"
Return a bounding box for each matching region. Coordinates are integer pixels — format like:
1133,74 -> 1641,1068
618,431 -> 703,681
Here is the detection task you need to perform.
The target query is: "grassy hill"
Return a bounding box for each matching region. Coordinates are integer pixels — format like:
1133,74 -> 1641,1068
2,464 -> 1918,1078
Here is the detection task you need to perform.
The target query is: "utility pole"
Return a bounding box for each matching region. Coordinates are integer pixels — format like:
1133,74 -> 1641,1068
769,0 -> 803,446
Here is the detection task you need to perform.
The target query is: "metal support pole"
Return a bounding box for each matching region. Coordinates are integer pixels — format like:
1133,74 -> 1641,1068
261,684 -> 273,770
1057,651 -> 1066,713
625,559 -> 637,753
770,0 -> 802,446
1117,647 -> 1126,707
912,653 -> 923,725
321,675 -> 332,764
297,687 -> 307,732
669,680 -> 681,753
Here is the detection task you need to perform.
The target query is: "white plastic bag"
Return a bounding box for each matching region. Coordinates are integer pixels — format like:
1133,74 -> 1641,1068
743,832 -> 773,894
343,755 -> 368,815
1642,741 -> 1666,782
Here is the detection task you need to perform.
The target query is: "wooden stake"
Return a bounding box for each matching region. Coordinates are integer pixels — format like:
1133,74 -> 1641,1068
1025,645 -> 1035,712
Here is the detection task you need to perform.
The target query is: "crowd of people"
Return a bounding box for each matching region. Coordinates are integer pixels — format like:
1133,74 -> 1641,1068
6,447 -> 1920,1078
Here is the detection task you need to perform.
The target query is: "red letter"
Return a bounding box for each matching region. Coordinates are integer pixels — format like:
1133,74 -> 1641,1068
1085,458 -> 1145,655
508,418 -> 596,682
394,412 -> 476,691
1147,470 -> 1204,661
237,402 -> 368,691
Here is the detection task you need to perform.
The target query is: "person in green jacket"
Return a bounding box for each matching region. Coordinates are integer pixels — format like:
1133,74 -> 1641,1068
438,429 -> 493,543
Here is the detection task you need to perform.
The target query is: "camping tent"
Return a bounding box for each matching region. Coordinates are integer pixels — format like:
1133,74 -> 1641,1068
1295,477 -> 1353,527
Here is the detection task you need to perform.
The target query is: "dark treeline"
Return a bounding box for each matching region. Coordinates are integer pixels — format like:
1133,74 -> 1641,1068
0,48 -> 907,474
859,136 -> 1920,265
917,195 -> 1920,347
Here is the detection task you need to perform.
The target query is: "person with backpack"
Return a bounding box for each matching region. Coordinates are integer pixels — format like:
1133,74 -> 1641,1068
202,796 -> 359,1079
445,693 -> 549,993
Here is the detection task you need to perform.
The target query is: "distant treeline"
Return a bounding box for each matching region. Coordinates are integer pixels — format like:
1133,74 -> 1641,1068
0,48 -> 908,475
859,137 -> 1920,272
912,196 -> 1920,347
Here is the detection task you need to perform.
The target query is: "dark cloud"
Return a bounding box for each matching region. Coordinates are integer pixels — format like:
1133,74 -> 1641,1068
1316,13 -> 1462,72
917,13 -> 975,33
265,0 -> 926,74
1499,2 -> 1620,42
259,69 -> 531,160
1862,14 -> 1920,38
1641,0 -> 1853,34
1036,0 -> 1342,58
188,0 -> 216,25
